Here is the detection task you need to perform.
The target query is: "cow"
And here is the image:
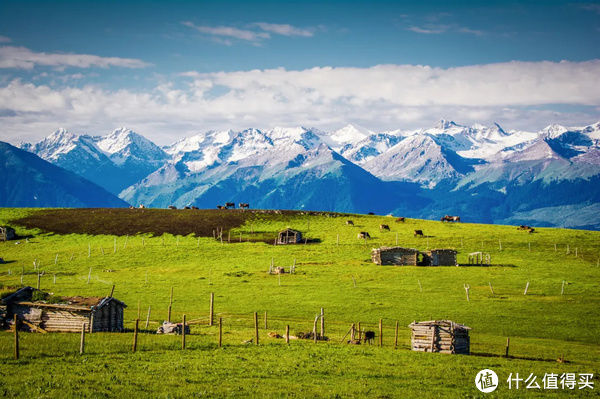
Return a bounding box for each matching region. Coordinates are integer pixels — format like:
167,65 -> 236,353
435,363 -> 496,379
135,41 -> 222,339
128,205 -> 134,209
441,215 -> 461,222
368,212 -> 375,215
363,330 -> 375,344
380,224 -> 390,231
395,217 -> 405,223
184,206 -> 191,210
191,206 -> 199,210
217,205 -> 225,210
346,220 -> 354,226
414,229 -> 424,237
239,203 -> 250,209
225,202 -> 235,209
357,232 -> 370,239
528,228 -> 535,233
138,204 -> 146,209
168,205 -> 177,210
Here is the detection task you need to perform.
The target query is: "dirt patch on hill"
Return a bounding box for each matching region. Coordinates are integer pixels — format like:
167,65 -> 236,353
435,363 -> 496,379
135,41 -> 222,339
11,208 -> 349,237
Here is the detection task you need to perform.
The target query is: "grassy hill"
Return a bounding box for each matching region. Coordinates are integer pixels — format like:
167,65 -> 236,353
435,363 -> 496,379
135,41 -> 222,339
0,208 -> 598,398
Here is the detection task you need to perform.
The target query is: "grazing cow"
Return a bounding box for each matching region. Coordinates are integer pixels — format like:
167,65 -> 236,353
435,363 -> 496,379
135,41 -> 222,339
528,228 -> 535,233
168,205 -> 177,210
357,232 -> 371,239
239,203 -> 250,209
138,204 -> 146,209
414,229 -> 424,237
368,212 -> 375,215
346,220 -> 354,226
191,206 -> 199,210
380,224 -> 390,231
216,205 -> 225,210
517,225 -> 535,232
363,330 -> 375,344
225,202 -> 235,209
128,205 -> 134,209
395,217 -> 405,223
441,215 -> 461,222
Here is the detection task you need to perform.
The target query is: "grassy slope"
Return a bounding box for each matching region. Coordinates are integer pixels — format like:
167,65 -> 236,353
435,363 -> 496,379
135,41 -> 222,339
0,208 -> 599,398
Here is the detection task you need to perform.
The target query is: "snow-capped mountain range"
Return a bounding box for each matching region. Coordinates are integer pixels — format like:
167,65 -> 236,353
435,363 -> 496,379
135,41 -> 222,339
17,119 -> 600,229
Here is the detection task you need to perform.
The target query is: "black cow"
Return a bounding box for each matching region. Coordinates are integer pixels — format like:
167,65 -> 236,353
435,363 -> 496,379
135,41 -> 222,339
225,202 -> 235,209
363,330 -> 375,344
357,232 -> 370,239
346,220 -> 354,226
239,203 -> 250,209
380,224 -> 390,231
414,229 -> 424,237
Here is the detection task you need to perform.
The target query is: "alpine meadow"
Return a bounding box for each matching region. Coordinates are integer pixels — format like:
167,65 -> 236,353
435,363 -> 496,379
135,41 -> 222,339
1,0 -> 600,398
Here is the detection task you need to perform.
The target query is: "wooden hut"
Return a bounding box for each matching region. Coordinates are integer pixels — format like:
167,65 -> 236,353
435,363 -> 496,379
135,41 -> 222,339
277,228 -> 302,245
427,249 -> 457,266
371,247 -> 419,265
409,320 -> 470,354
0,226 -> 16,242
1,287 -> 127,332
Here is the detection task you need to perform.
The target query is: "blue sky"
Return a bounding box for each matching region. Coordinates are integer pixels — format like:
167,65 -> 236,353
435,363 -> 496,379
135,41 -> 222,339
0,0 -> 599,144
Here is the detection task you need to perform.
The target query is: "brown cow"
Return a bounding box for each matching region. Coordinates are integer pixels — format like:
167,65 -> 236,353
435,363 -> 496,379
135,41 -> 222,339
216,205 -> 225,210
239,203 -> 250,209
380,224 -> 390,231
357,232 -> 370,239
346,220 -> 354,226
168,205 -> 177,210
414,229 -> 424,237
191,206 -> 199,210
395,217 -> 405,223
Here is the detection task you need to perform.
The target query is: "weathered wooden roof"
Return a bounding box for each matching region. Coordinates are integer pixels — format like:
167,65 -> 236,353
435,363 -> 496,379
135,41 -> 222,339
278,228 -> 301,234
2,286 -> 127,311
409,320 -> 471,330
374,246 -> 419,253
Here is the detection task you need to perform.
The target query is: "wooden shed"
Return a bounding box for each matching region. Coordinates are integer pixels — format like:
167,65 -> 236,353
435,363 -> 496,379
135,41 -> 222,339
409,320 -> 470,354
1,287 -> 127,333
0,226 -> 16,242
426,249 -> 457,266
371,247 -> 419,265
277,228 -> 302,245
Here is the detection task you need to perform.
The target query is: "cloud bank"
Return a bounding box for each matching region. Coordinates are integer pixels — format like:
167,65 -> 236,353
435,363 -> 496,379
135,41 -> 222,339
1,60 -> 599,144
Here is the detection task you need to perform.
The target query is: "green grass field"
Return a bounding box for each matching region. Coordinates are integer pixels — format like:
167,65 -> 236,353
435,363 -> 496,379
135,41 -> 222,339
0,208 -> 599,398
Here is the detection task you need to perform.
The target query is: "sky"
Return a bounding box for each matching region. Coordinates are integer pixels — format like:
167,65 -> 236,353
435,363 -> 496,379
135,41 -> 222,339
0,0 -> 599,145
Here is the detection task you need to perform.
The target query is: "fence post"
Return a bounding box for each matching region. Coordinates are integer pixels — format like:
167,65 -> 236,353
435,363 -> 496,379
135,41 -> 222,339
524,282 -> 529,295
209,292 -> 214,326
219,317 -> 223,347
379,319 -> 383,347
254,312 -> 259,345
285,325 -> 290,344
36,273 -> 41,290
145,306 -> 151,329
132,319 -> 139,352
80,323 -> 86,355
394,320 -> 399,349
264,311 -> 268,330
505,337 -> 510,357
167,286 -> 174,323
320,308 -> 324,338
14,314 -> 19,360
182,315 -> 186,350
357,322 -> 361,341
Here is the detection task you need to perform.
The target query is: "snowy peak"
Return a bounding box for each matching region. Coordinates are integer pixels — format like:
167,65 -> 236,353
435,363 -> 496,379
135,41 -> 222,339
95,127 -> 168,166
435,119 -> 459,130
541,124 -> 569,139
339,133 -> 404,164
323,124 -> 372,150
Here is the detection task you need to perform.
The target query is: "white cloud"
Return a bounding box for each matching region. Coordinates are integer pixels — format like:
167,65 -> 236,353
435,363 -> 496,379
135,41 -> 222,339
181,21 -> 269,42
1,60 -> 599,144
182,21 -> 315,45
254,23 -> 314,37
0,46 -> 151,70
407,24 -> 484,35
0,36 -> 11,43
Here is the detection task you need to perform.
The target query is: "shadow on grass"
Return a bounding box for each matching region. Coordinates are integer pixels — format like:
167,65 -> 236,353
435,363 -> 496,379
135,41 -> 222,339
472,351 -> 566,363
